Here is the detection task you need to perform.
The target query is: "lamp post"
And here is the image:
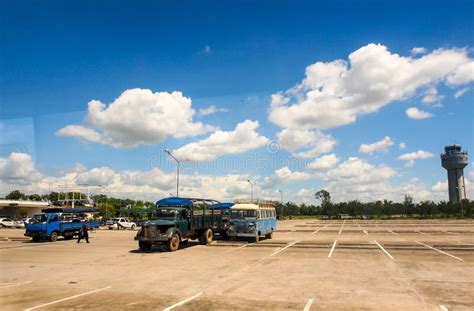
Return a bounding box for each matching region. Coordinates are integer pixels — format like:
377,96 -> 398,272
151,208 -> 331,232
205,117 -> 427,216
278,190 -> 283,219
165,149 -> 189,197
247,179 -> 254,202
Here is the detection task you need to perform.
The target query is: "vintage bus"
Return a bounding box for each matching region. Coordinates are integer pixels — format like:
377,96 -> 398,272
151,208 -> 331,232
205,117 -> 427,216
227,200 -> 277,242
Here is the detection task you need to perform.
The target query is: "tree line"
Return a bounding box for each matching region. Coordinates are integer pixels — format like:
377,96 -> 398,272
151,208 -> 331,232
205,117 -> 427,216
3,189 -> 473,219
274,190 -> 473,219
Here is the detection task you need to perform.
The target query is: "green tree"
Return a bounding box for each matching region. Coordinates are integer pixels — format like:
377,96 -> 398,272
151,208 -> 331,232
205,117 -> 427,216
315,190 -> 331,207
6,190 -> 26,200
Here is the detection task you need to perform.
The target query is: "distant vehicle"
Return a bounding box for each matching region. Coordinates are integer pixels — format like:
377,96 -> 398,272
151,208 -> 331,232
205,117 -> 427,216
321,216 -> 329,220
25,208 -> 100,242
15,217 -> 32,228
0,217 -> 15,228
340,214 -> 352,219
106,218 -> 136,230
227,201 -> 277,243
135,197 -> 224,252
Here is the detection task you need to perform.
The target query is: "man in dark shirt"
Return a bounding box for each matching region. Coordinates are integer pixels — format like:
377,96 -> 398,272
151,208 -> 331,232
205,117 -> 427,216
77,224 -> 89,243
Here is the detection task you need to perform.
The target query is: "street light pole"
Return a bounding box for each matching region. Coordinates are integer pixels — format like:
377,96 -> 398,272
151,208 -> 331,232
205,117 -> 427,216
247,180 -> 254,202
165,149 -> 189,197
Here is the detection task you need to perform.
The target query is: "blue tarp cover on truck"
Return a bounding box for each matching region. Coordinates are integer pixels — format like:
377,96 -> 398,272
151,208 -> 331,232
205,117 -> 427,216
156,197 -> 193,207
212,202 -> 234,209
42,207 -> 99,213
155,197 -> 222,207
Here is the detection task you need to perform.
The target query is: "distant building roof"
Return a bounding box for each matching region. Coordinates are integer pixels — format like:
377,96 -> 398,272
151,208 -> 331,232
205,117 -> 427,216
0,200 -> 51,208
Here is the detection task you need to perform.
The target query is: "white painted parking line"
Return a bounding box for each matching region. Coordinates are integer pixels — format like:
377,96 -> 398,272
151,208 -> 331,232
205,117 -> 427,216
363,230 -> 369,235
447,232 -> 460,235
164,292 -> 203,311
415,241 -> 463,261
270,240 -> 299,257
328,240 -> 337,258
417,231 -> 431,236
304,298 -> 314,311
439,305 -> 449,311
457,241 -> 474,246
311,229 -> 320,235
374,240 -> 393,260
0,281 -> 32,289
222,244 -> 248,254
24,286 -> 111,310
338,229 -> 342,235
388,230 -> 398,235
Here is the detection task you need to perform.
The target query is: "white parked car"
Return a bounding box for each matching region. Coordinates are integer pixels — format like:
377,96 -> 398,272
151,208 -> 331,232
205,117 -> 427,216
0,217 -> 15,228
14,218 -> 31,228
106,218 -> 137,230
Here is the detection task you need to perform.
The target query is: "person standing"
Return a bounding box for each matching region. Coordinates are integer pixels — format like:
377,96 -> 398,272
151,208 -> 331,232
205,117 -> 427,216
77,224 -> 89,243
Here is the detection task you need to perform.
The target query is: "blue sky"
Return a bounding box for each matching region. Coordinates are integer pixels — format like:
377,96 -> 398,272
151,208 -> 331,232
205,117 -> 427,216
0,0 -> 473,202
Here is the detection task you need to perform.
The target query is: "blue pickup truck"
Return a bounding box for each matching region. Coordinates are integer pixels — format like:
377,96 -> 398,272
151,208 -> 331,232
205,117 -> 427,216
25,207 -> 100,242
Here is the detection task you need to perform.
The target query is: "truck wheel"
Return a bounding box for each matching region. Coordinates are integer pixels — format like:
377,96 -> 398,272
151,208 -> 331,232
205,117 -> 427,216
131,224 -> 136,230
49,231 -> 58,242
139,241 -> 152,251
199,229 -> 213,245
167,233 -> 180,252
32,236 -> 40,242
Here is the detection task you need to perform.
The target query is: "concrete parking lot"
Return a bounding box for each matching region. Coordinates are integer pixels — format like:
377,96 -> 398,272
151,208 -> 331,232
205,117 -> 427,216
1,220 -> 473,310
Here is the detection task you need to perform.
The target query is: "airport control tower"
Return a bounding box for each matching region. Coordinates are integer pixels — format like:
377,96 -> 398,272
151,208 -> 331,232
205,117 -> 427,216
441,145 -> 468,203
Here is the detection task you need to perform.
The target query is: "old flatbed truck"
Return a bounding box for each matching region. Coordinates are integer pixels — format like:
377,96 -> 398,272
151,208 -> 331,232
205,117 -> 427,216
25,207 -> 100,242
135,197 -> 224,252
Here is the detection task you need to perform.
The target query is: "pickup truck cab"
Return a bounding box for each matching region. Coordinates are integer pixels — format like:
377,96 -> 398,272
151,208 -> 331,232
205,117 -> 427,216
25,208 -> 100,242
106,218 -> 137,230
135,197 -> 223,252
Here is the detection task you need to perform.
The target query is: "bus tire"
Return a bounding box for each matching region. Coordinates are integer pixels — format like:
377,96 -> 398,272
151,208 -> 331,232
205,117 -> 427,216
167,233 -> 180,252
49,231 -> 58,242
199,229 -> 213,245
139,241 -> 152,251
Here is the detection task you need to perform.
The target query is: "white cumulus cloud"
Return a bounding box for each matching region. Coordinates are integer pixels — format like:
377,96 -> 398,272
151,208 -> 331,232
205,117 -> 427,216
172,120 -> 269,161
422,87 -> 443,106
263,166 -> 312,189
0,152 -> 42,185
269,43 -> 473,130
198,105 -> 228,116
399,142 -> 407,150
410,47 -> 428,56
277,128 -> 336,158
359,136 -> 393,154
398,150 -> 434,166
406,107 -> 433,119
75,167 -> 117,186
57,88 -> 215,148
307,153 -> 339,170
454,87 -> 470,99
